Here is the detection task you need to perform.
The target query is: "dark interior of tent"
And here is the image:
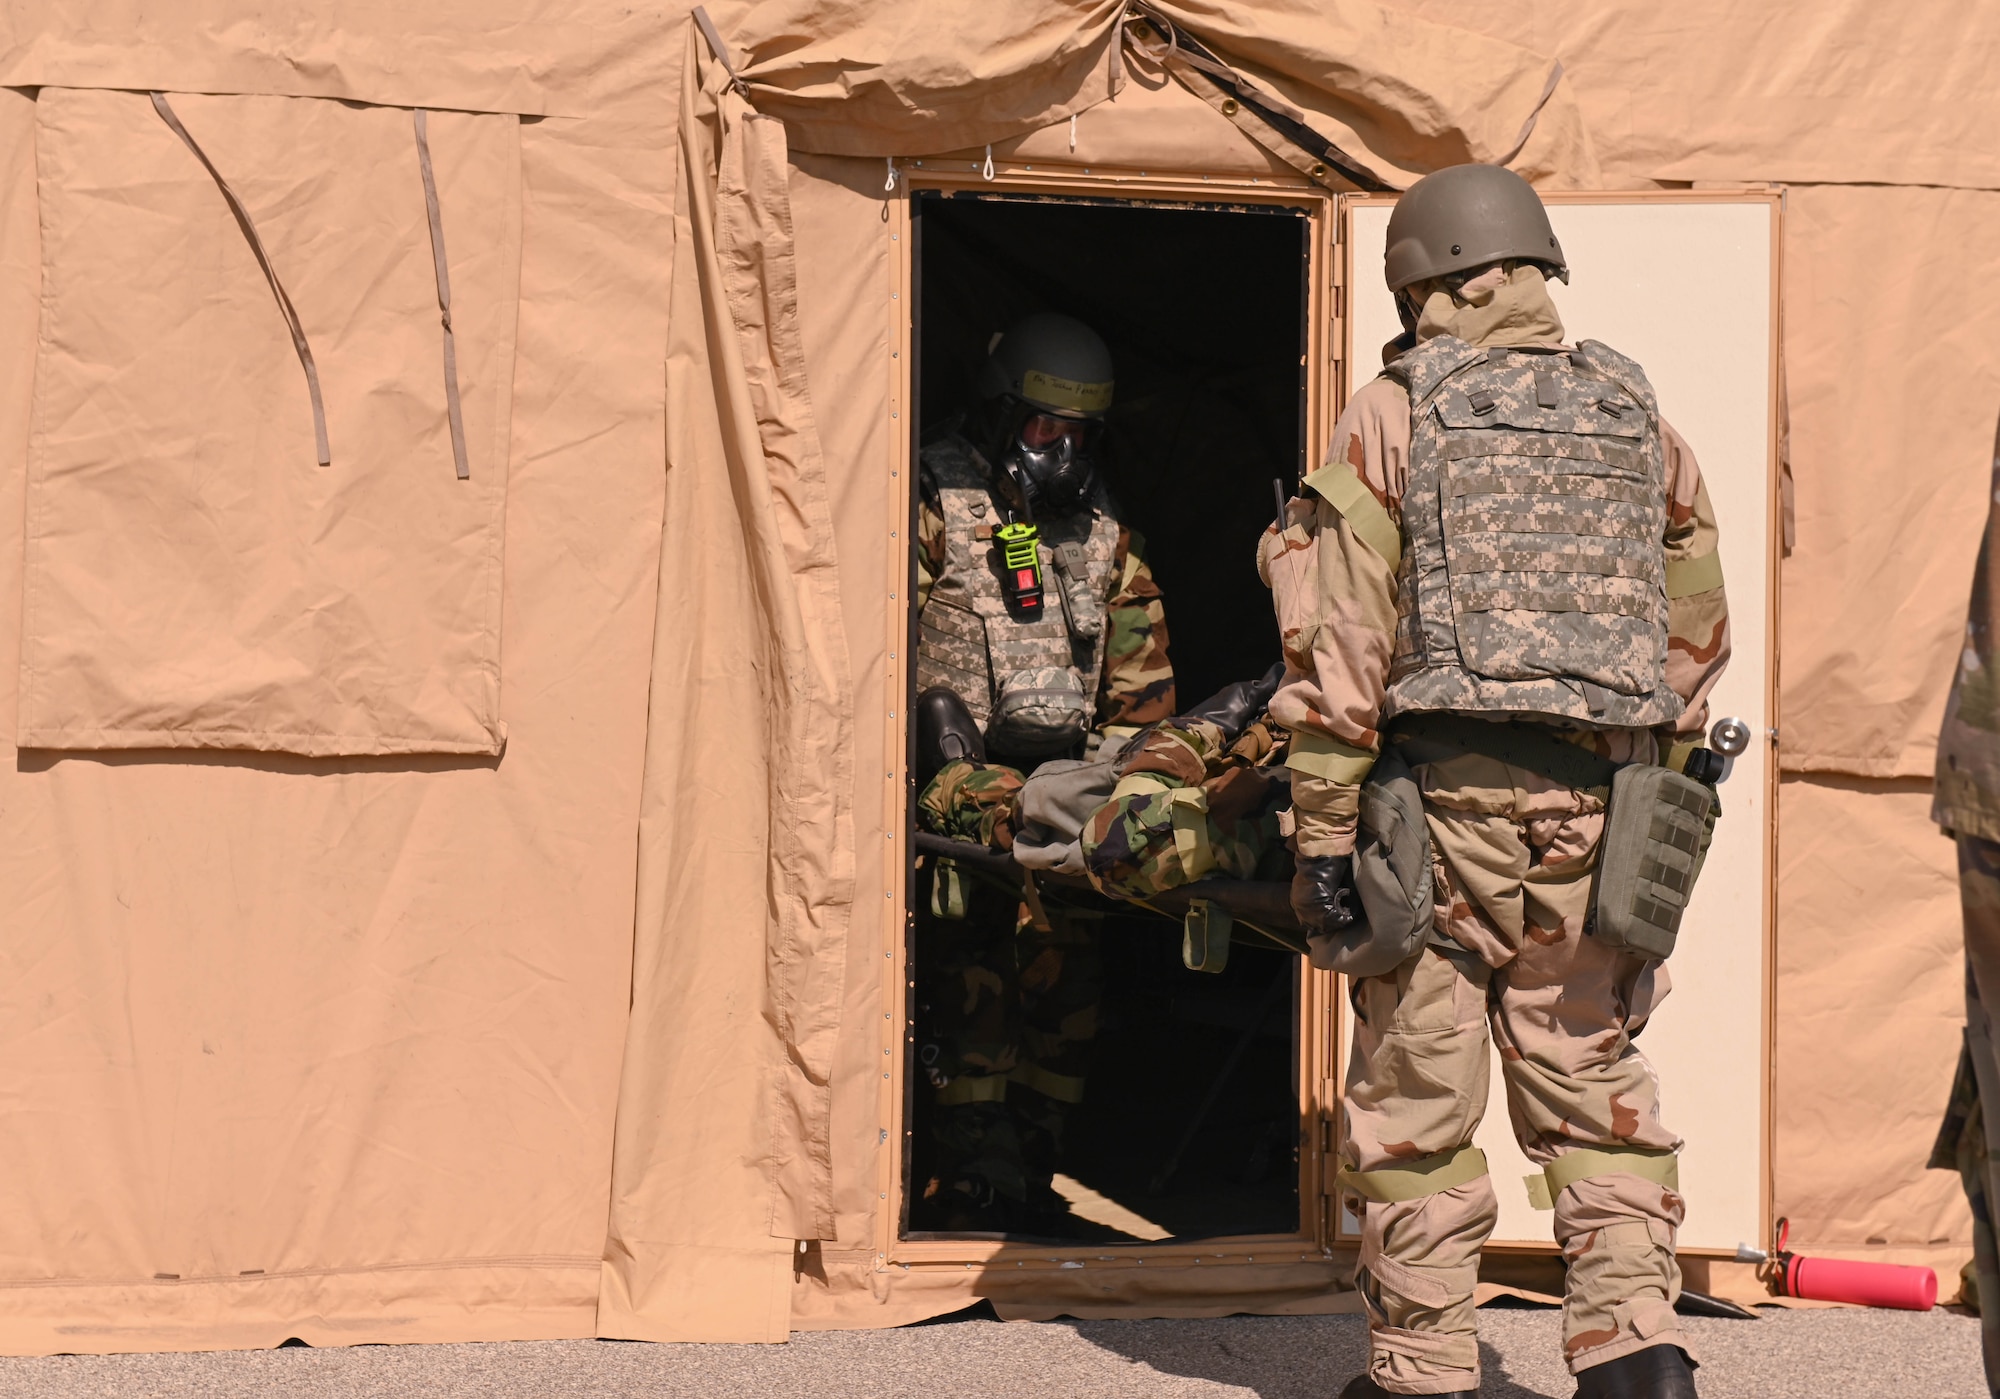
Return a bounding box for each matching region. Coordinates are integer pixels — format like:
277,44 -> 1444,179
905,190 -> 1311,1244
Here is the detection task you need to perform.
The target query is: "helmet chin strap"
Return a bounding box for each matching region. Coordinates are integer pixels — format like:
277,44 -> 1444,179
1395,289 -> 1423,335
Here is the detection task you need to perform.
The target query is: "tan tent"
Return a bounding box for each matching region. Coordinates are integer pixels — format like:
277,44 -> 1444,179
0,0 -> 1987,1354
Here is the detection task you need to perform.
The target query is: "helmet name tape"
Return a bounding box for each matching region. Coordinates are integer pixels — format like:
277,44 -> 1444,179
1022,369 -> 1113,415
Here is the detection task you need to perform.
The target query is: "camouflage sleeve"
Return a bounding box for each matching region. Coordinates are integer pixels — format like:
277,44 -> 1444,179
1082,723 -> 1288,896
915,494 -> 946,613
1258,377 -> 1407,857
1096,525 -> 1176,728
1659,418 -> 1731,738
918,759 -> 1026,848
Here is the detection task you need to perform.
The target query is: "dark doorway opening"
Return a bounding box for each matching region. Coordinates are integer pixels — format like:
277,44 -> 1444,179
913,191 -> 1304,703
904,191 -> 1310,1244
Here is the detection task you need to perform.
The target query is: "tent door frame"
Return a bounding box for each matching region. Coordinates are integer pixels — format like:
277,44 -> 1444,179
879,163 -> 1348,1276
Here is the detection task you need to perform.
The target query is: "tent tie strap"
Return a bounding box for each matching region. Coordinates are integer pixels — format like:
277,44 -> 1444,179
691,6 -> 751,99
149,91 -> 331,466
414,109 -> 471,481
1120,4 -> 1393,193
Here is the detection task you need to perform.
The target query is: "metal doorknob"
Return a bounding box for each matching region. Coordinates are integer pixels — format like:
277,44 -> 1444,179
1710,716 -> 1752,757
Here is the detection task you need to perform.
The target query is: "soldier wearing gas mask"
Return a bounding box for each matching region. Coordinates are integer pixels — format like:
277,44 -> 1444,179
915,311 -> 1173,767
909,312 -> 1174,1234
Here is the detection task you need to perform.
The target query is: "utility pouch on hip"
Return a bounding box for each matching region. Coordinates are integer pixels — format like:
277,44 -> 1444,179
1308,742 -> 1434,977
1590,763 -> 1716,962
988,665 -> 1091,757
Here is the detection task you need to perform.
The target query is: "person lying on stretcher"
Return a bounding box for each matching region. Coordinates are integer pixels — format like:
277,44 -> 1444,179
913,662 -> 1294,900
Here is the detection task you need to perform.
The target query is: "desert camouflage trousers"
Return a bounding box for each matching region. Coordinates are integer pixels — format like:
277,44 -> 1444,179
1342,754 -> 1692,1394
1932,835 -> 2000,1395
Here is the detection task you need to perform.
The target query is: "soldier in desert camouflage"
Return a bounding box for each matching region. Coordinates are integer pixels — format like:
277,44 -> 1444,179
1265,166 -> 1730,1399
908,312 -> 1174,1232
1930,410 -> 2000,1397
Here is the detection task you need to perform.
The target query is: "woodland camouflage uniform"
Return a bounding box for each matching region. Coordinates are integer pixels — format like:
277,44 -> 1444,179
1931,409 -> 2000,1396
1263,265 -> 1731,1392
911,433 -> 1174,1227
915,712 -> 1288,1222
1080,714 -> 1292,897
920,710 -> 1293,901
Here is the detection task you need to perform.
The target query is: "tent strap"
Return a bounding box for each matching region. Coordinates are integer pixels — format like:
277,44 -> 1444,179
149,91 -> 331,466
1123,5 -> 1395,193
414,108 -> 471,481
691,6 -> 750,98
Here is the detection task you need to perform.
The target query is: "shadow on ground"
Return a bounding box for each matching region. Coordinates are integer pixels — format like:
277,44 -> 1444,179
1060,1311 -> 1571,1399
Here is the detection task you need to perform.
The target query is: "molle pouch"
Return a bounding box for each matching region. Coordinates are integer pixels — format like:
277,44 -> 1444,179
1308,743 -> 1435,977
988,665 -> 1090,758
1590,763 -> 1716,962
1049,538 -> 1105,641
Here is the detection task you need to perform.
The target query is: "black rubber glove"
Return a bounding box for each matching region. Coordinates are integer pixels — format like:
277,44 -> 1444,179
1171,660 -> 1288,745
1291,854 -> 1358,934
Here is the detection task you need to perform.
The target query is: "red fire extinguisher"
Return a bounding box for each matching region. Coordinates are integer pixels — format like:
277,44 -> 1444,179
1736,1218 -> 1938,1310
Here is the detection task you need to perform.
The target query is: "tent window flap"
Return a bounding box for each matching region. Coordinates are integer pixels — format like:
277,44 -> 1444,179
18,88 -> 521,757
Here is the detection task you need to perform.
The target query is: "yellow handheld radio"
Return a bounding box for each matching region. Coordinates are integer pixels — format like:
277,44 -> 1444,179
993,521 -> 1044,614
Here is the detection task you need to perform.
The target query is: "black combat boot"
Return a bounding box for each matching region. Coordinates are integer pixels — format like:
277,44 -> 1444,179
1171,660 -> 1288,743
1338,1374 -> 1476,1399
1573,1344 -> 1699,1399
914,687 -> 987,793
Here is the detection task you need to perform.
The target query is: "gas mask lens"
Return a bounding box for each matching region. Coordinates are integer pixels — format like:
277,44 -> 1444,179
1018,414 -> 1087,451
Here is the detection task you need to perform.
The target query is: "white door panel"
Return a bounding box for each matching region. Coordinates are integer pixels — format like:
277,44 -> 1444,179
1340,197 -> 1776,1252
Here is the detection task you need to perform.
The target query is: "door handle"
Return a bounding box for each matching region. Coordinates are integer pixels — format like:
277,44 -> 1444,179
1709,716 -> 1752,757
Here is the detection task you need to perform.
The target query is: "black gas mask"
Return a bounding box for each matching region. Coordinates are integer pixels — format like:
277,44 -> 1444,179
992,406 -> 1103,520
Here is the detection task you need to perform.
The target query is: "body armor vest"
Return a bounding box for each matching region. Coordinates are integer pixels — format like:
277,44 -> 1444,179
1382,334 -> 1683,730
916,434 -> 1123,756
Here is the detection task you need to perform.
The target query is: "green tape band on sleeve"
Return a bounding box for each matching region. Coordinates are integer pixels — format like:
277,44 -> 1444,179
1664,549 -> 1724,599
1338,1144 -> 1489,1203
1110,771 -> 1176,803
1286,730 -> 1378,784
1303,461 -> 1402,573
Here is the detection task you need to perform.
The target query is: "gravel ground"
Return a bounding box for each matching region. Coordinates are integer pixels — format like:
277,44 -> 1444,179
0,1305 -> 1982,1398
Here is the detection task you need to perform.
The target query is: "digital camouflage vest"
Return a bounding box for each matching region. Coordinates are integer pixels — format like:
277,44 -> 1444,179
1383,335 -> 1683,729
917,435 -> 1122,756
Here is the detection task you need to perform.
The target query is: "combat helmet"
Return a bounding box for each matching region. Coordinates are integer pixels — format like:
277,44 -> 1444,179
974,312 -> 1115,420
1383,164 -> 1568,293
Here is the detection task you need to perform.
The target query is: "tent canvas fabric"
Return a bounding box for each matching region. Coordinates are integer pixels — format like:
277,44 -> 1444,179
0,0 -> 1988,1353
